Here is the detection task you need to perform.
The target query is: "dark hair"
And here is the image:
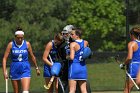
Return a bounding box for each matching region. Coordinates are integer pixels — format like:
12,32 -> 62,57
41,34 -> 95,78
130,25 -> 140,39
54,33 -> 64,42
75,28 -> 82,38
16,26 -> 22,31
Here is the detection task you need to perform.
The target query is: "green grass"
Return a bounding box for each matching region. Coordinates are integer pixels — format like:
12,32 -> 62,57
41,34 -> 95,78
0,61 -> 138,92
87,62 -> 125,91
0,67 -> 45,92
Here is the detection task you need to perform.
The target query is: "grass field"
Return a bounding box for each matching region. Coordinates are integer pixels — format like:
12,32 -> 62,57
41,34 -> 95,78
0,59 -> 140,92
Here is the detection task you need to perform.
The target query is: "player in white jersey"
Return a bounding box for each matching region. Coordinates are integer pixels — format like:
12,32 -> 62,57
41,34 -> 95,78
2,27 -> 40,93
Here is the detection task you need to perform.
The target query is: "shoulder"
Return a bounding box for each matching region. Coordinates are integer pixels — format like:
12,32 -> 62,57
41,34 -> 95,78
26,41 -> 29,44
47,41 -> 53,46
8,41 -> 12,47
70,42 -> 77,47
128,41 -> 137,48
70,42 -> 77,45
83,40 -> 89,47
45,41 -> 53,49
26,41 -> 31,46
84,40 -> 88,44
9,41 -> 12,45
25,41 -> 31,49
128,41 -> 137,46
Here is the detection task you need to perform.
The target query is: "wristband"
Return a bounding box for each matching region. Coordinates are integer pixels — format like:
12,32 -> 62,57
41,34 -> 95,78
36,67 -> 39,70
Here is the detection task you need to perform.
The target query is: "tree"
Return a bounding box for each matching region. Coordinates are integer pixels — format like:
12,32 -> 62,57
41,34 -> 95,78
129,0 -> 140,24
67,0 -> 125,51
0,0 -> 72,52
0,0 -> 128,52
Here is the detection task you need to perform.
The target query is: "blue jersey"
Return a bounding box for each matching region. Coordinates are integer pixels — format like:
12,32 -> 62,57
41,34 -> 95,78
132,40 -> 140,62
10,40 -> 31,80
11,40 -> 28,62
72,40 -> 85,63
48,40 -> 58,62
129,40 -> 140,79
68,40 -> 87,80
44,40 -> 58,78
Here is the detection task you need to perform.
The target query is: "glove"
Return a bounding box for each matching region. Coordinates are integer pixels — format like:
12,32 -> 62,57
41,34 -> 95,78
119,63 -> 125,69
51,63 -> 62,76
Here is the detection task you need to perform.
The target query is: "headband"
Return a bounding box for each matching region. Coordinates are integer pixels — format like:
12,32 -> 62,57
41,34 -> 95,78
15,31 -> 24,35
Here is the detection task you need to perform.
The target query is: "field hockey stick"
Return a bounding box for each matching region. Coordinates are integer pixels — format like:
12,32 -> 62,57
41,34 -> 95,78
5,70 -> 8,93
115,55 -> 140,90
49,54 -> 54,65
44,54 -> 54,89
126,71 -> 140,90
58,78 -> 65,93
6,78 -> 8,93
115,55 -> 122,65
44,76 -> 55,89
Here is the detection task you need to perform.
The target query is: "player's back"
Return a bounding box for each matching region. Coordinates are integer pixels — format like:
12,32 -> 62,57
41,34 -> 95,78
132,40 -> 140,62
73,40 -> 85,63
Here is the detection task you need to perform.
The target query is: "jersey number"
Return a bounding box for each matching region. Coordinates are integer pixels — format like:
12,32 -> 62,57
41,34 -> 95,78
18,54 -> 23,61
79,51 -> 83,61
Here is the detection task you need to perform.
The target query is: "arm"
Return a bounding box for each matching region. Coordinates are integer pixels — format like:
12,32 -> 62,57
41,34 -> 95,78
84,40 -> 89,47
27,41 -> 40,75
124,41 -> 135,65
69,42 -> 75,60
42,42 -> 53,67
3,42 -> 12,79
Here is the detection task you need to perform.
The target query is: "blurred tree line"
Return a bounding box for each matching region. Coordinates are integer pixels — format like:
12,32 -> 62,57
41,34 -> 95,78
0,0 -> 139,52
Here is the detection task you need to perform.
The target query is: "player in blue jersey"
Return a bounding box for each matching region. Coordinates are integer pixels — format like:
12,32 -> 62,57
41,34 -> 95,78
2,27 -> 40,93
42,33 -> 64,93
68,28 -> 89,93
120,26 -> 140,93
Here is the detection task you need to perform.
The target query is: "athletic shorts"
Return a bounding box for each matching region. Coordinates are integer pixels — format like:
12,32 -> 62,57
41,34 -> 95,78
10,62 -> 31,80
129,62 -> 140,79
68,62 -> 87,80
43,64 -> 51,78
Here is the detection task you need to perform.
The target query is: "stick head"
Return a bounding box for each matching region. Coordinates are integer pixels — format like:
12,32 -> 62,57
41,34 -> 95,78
44,84 -> 49,89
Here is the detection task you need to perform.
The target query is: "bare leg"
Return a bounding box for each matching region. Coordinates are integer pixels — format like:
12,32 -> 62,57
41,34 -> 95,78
124,78 -> 134,93
69,80 -> 76,93
11,80 -> 21,93
21,77 -> 30,91
78,80 -> 87,93
136,69 -> 140,85
54,78 -> 58,93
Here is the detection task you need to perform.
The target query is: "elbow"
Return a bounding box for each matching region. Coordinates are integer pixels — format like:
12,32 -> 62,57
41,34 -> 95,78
2,58 -> 6,64
70,56 -> 74,60
42,56 -> 46,62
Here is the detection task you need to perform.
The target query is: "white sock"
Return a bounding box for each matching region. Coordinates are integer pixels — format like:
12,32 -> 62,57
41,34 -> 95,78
22,91 -> 29,93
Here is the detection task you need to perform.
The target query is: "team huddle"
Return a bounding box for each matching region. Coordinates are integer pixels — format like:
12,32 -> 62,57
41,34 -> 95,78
2,25 -> 91,93
2,25 -> 140,93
